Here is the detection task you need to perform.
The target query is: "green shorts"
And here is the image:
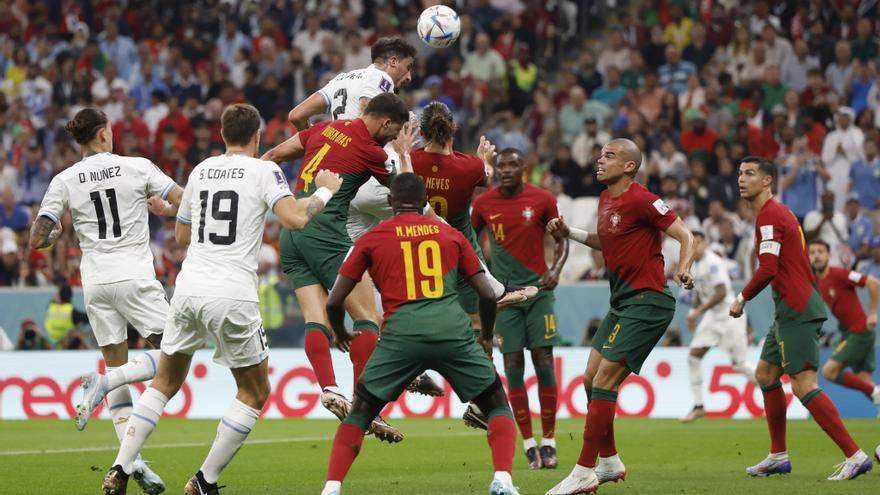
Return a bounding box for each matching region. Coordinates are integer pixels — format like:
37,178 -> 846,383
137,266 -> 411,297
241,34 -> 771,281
279,229 -> 348,290
760,320 -> 822,375
497,291 -> 559,353
830,330 -> 876,373
361,332 -> 497,403
591,303 -> 674,374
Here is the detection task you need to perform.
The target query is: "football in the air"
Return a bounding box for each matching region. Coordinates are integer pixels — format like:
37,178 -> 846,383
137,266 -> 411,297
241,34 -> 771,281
417,5 -> 461,49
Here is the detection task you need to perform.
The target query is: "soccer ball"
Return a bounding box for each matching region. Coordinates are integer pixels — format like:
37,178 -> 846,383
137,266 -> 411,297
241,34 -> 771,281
417,5 -> 461,49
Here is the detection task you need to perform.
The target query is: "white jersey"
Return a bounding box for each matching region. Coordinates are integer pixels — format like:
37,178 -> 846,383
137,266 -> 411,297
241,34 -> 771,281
691,249 -> 735,319
317,64 -> 395,120
37,152 -> 175,285
174,154 -> 292,302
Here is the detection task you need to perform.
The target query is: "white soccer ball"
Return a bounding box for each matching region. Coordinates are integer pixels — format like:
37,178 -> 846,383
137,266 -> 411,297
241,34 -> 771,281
417,5 -> 461,49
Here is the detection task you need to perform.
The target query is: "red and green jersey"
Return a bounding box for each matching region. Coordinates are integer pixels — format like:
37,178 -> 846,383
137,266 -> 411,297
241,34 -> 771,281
815,267 -> 868,333
339,212 -> 483,334
471,184 -> 559,287
597,182 -> 677,309
741,198 -> 826,325
411,149 -> 487,234
293,119 -> 394,246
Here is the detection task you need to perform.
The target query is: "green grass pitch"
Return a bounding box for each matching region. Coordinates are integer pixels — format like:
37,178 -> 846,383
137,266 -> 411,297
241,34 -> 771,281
1,418 -> 878,494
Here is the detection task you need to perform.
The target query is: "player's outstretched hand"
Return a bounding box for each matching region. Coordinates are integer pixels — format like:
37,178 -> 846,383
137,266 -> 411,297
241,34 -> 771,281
728,299 -> 744,318
539,270 -> 560,290
477,135 -> 497,165
674,270 -> 695,290
147,195 -> 172,216
333,328 -> 361,352
546,218 -> 570,240
315,169 -> 343,194
392,121 -> 419,156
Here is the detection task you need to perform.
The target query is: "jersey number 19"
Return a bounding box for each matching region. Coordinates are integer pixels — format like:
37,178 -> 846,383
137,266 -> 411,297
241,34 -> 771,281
198,190 -> 239,245
400,240 -> 444,300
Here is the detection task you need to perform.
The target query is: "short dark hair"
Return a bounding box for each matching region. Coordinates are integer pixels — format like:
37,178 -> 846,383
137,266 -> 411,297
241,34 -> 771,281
808,239 -> 831,251
371,37 -> 416,62
59,284 -> 72,303
740,155 -> 778,186
390,172 -> 427,202
692,230 -> 706,239
498,148 -> 524,163
220,103 -> 261,146
363,93 -> 409,124
64,108 -> 108,145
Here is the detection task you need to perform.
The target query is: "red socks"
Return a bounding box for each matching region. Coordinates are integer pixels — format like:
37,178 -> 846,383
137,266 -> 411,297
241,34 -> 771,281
538,385 -> 557,439
838,372 -> 875,397
487,414 -> 516,473
507,387 -> 533,439
349,331 -> 378,385
761,383 -> 787,454
577,390 -> 617,468
802,389 -> 860,457
326,423 -> 365,482
304,328 -> 336,389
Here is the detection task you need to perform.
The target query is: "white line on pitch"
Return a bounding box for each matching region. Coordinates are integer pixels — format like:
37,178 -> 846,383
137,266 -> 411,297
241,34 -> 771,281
0,431 -> 485,456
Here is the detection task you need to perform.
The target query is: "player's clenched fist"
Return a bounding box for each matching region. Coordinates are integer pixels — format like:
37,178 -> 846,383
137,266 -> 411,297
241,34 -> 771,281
728,298 -> 744,318
546,218 -> 570,240
674,270 -> 695,290
315,169 -> 343,193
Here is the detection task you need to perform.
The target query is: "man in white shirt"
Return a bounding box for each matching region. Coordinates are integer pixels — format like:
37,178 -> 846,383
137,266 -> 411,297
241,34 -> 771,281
804,191 -> 851,267
101,103 -> 342,495
681,231 -> 757,423
822,107 -> 864,212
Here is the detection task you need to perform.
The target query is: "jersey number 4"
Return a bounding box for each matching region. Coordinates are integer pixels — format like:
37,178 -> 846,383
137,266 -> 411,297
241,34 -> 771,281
90,189 -> 122,239
400,240 -> 444,300
299,143 -> 331,193
198,190 -> 239,245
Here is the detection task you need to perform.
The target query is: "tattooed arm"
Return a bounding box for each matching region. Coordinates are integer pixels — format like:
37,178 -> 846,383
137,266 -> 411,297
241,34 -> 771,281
273,170 -> 343,230
29,216 -> 62,250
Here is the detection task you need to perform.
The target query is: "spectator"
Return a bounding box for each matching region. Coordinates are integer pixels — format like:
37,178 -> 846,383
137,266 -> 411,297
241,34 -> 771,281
15,319 -> 51,351
0,238 -> 19,286
18,142 -> 52,206
856,236 -> 880,278
129,60 -> 168,111
677,73 -> 705,113
822,107 -> 864,211
849,62 -> 876,115
0,187 -> 30,233
571,117 -> 610,168
658,44 -> 696,95
845,193 -> 874,261
649,137 -> 688,182
590,66 -> 625,108
804,191 -> 851,267
597,30 -> 631,76
749,0 -> 780,36
112,99 -> 151,156
217,18 -> 251,68
799,109 -> 827,155
463,32 -> 505,90
680,109 -> 718,158
663,4 -> 694,51
682,24 -> 715,71
549,146 -> 585,198
781,39 -> 819,93
642,25 -> 668,72
702,200 -> 744,244
724,24 -> 752,85
706,5 -> 733,46
761,24 -> 793,67
825,42 -> 855,97
850,18 -> 879,63
761,65 -> 788,113
634,71 -> 666,125
342,31 -> 371,72
582,250 -> 608,281
558,86 -> 610,143
98,19 -> 138,80
849,139 -> 880,228
708,156 -> 739,211
574,49 -> 603,96
781,136 -> 829,223
44,284 -> 89,348
484,110 -> 529,154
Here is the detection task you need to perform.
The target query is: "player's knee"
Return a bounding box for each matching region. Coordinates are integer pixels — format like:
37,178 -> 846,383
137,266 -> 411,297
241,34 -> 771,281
146,333 -> 163,349
820,363 -> 838,381
530,347 -> 554,368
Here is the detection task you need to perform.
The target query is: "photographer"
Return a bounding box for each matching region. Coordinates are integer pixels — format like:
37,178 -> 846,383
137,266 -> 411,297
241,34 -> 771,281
15,320 -> 51,350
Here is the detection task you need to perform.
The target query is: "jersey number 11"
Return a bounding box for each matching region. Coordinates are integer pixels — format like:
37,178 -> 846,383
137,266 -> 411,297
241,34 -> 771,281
90,188 -> 122,239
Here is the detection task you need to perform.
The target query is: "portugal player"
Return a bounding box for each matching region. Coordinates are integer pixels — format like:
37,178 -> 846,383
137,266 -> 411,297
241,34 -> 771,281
729,156 -> 872,480
808,239 -> 880,408
321,173 -> 520,495
471,149 -> 568,469
546,138 -> 696,493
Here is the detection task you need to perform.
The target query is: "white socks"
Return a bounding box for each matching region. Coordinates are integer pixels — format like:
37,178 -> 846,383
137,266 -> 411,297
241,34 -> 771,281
200,399 -> 260,484
768,451 -> 788,460
523,437 -> 537,451
541,437 -> 556,448
321,480 -> 342,495
493,471 -> 513,485
113,387 -> 168,474
480,259 -> 506,299
734,360 -> 758,385
106,350 -> 162,391
688,355 -> 703,406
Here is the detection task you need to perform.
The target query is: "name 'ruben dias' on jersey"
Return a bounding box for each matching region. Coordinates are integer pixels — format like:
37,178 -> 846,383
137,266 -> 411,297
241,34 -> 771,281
38,152 -> 176,284
174,153 -> 293,302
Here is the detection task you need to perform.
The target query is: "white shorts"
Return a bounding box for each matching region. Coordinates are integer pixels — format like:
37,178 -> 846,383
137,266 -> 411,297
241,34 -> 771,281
690,312 -> 748,364
84,279 -> 169,347
346,177 -> 391,241
161,295 -> 268,369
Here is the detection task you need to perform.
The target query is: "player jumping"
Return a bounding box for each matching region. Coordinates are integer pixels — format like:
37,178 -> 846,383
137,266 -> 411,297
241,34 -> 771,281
808,239 -> 880,411
545,138 -> 696,494
729,156 -> 872,480
320,173 -> 520,495
101,103 -> 341,495
681,230 -> 757,423
32,107 -> 185,494
471,148 -> 569,469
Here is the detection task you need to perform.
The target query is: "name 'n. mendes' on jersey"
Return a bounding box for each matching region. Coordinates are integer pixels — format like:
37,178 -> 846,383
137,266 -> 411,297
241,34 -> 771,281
339,212 -> 483,335
597,182 -> 677,309
293,119 -> 394,247
37,152 -> 175,285
741,198 -> 826,325
174,154 -> 292,302
471,184 -> 559,287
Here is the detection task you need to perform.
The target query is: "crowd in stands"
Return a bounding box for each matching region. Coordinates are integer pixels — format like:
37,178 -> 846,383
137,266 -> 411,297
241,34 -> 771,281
2,0 -> 880,345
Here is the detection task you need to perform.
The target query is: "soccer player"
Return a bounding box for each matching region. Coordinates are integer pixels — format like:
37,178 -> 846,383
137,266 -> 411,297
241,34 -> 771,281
320,173 -> 520,495
471,148 -> 569,469
729,156 -> 872,480
262,93 -> 412,439
681,231 -> 757,423
31,107 -> 184,494
545,138 -> 696,494
101,103 -> 341,495
808,239 -> 880,408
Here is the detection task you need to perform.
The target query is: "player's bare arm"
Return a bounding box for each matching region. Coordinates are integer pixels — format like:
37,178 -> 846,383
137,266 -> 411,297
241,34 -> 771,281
546,218 -> 601,251
287,92 -> 327,130
261,133 -> 305,163
477,135 -> 497,182
175,218 -> 192,244
273,170 -> 342,230
866,275 -> 879,329
325,274 -> 361,352
29,215 -> 62,249
539,231 -> 569,290
146,185 -> 184,217
686,291 -> 703,330
688,283 -> 726,330
468,271 -> 498,357
664,217 -> 696,289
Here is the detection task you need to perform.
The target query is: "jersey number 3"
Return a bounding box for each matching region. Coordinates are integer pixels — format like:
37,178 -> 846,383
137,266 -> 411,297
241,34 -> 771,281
198,190 -> 239,245
331,88 -> 348,120
400,240 -> 444,300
